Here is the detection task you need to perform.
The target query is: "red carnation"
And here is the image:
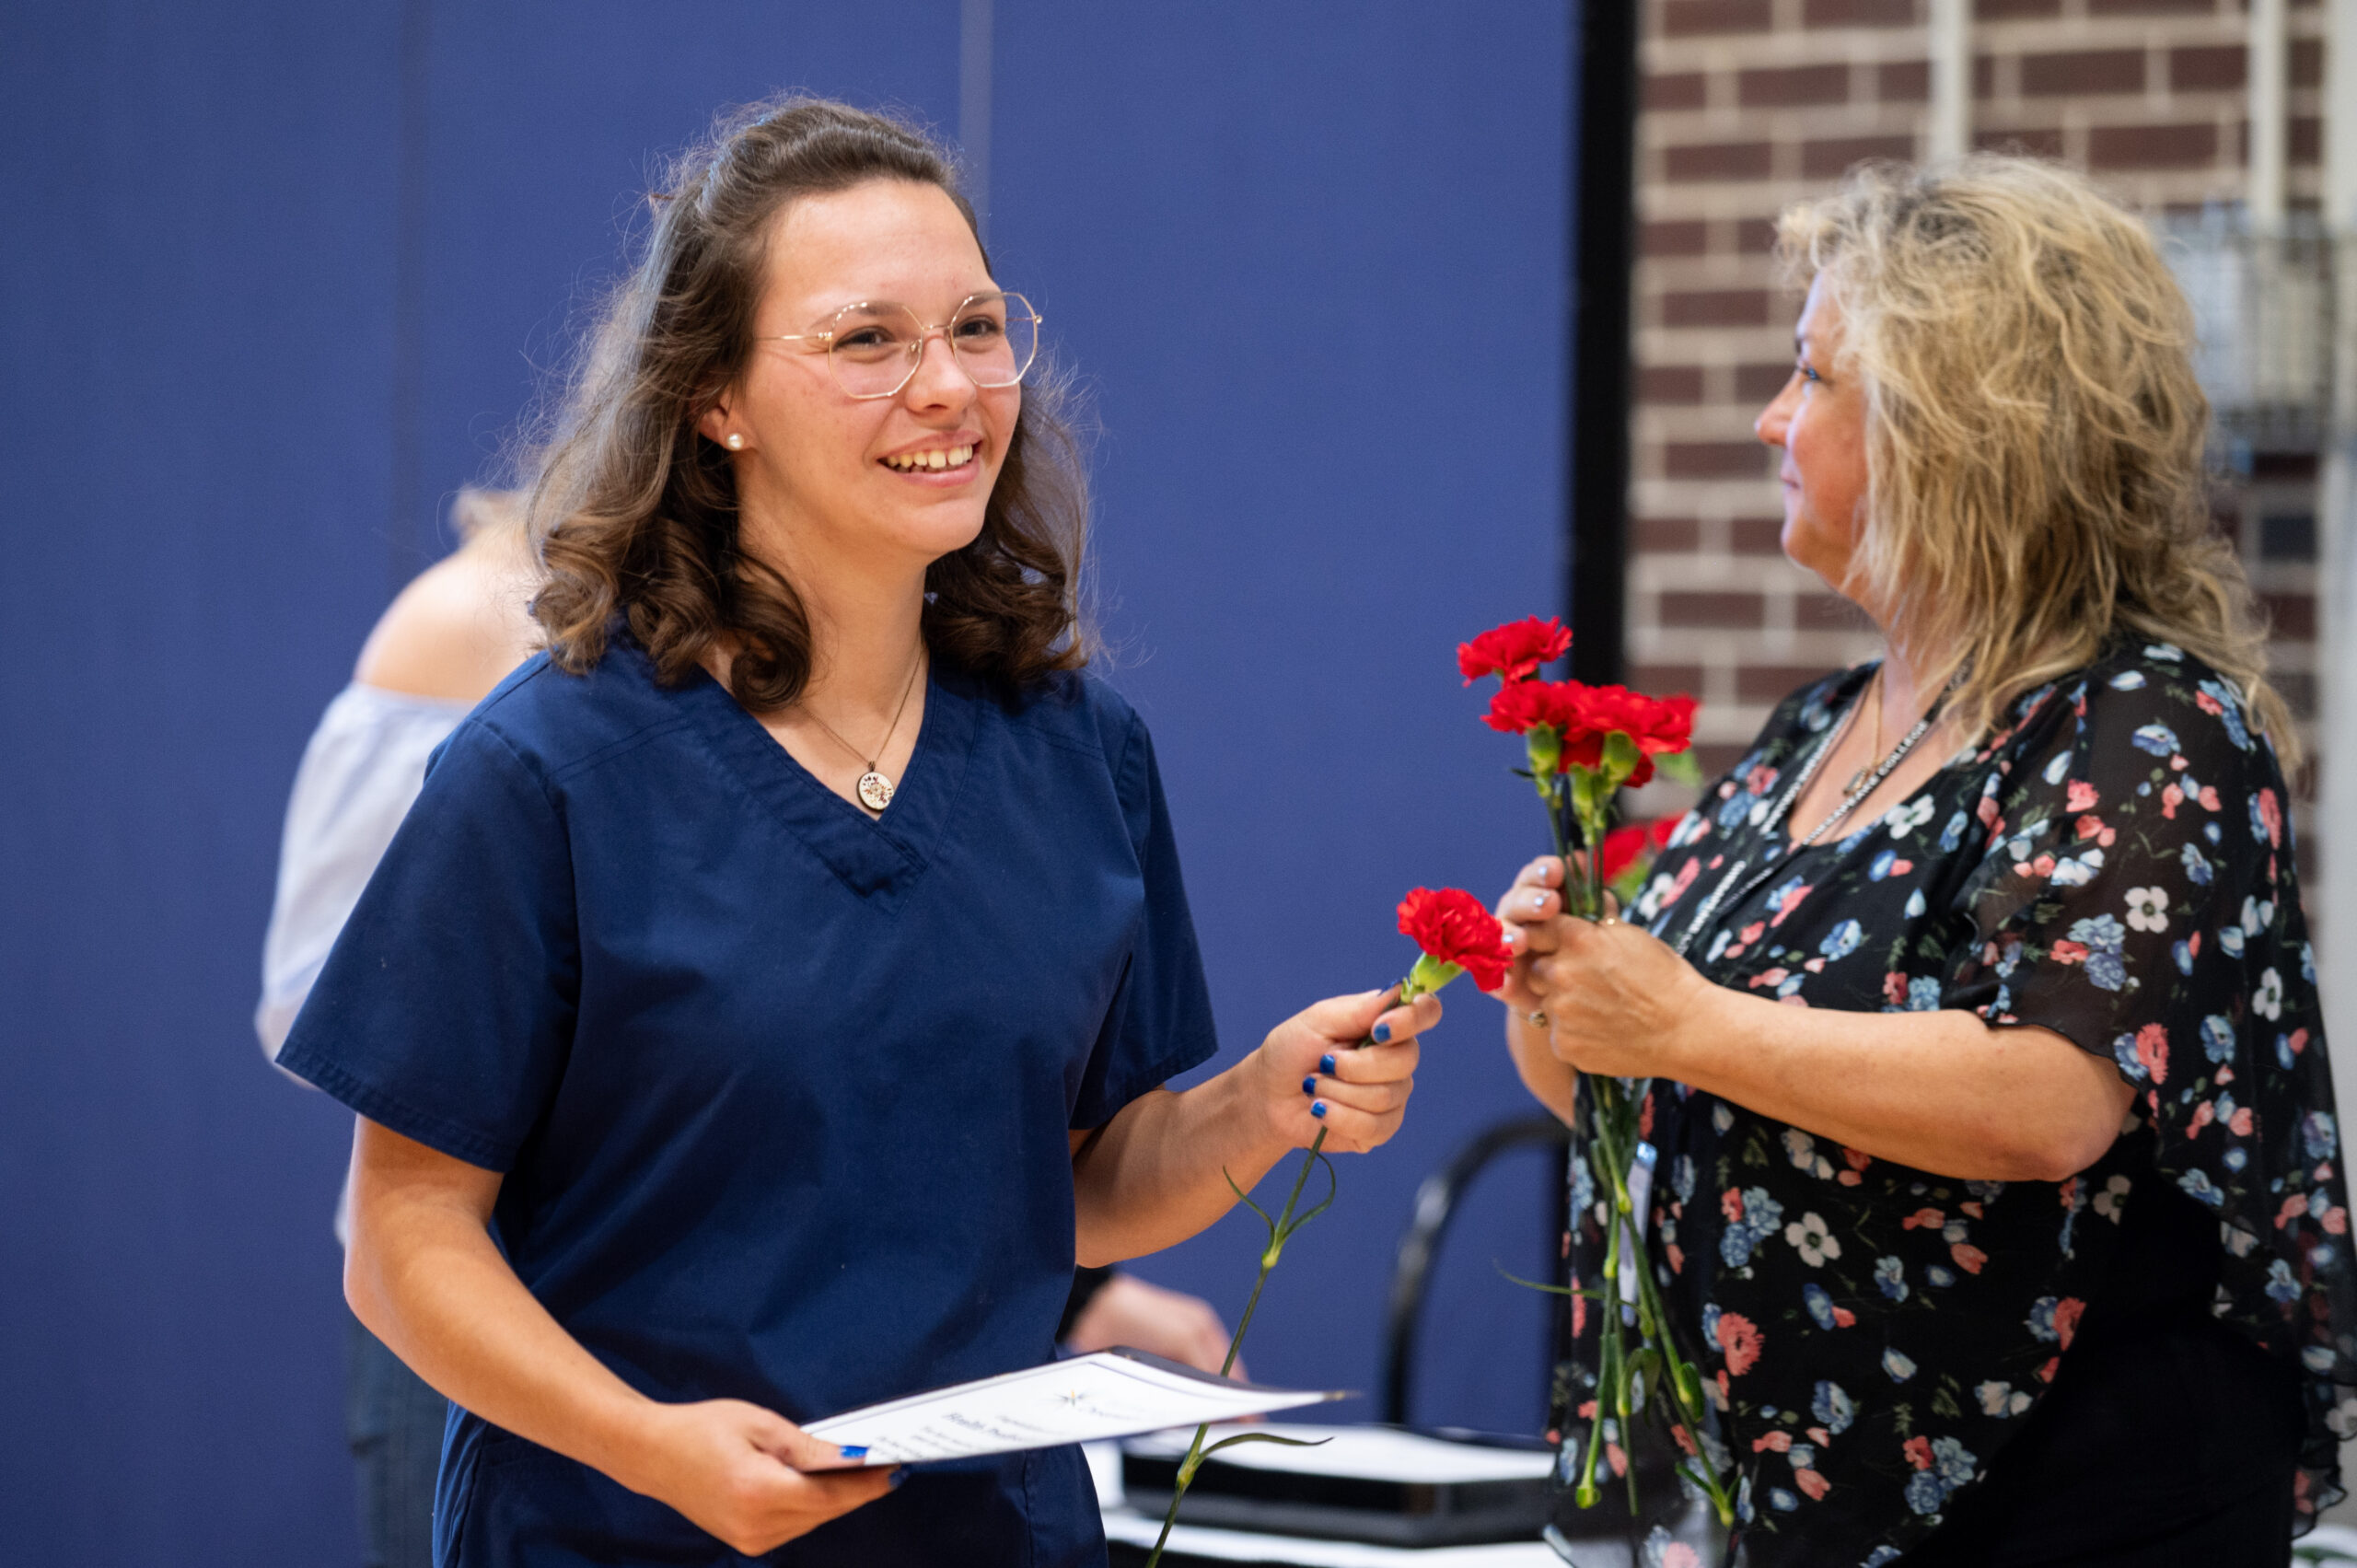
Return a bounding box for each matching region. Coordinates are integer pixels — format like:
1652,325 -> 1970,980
1599,818 -> 1677,883
1482,678 -> 1585,737
1560,685 -> 1697,787
1396,886 -> 1515,992
1457,617 -> 1573,686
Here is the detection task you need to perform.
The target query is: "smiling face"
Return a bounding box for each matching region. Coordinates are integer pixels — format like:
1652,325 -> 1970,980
698,179 -> 1019,578
1754,273 -> 1872,601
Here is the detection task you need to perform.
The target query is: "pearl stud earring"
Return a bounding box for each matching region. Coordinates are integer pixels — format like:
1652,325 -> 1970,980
726,433 -> 745,450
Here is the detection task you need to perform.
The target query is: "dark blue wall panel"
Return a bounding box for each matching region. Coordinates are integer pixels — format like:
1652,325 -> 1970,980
403,1 -> 962,571
990,0 -> 1571,1430
0,5 -> 407,1561
1,4 -> 1567,1559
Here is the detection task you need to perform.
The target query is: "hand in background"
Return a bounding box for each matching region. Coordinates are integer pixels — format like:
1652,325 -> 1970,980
1062,1272 -> 1244,1379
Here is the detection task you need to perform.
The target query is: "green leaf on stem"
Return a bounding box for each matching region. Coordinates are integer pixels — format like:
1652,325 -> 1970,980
1492,1263 -> 1608,1301
1221,1167 -> 1275,1234
1200,1433 -> 1333,1460
1654,747 -> 1702,787
1276,1150 -> 1339,1244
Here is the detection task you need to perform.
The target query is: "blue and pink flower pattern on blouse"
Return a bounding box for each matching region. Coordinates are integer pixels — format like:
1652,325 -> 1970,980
1547,643 -> 2353,1567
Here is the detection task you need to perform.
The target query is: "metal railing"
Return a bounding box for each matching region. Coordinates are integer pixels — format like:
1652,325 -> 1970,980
1376,1115 -> 1571,1428
2162,209 -> 2338,453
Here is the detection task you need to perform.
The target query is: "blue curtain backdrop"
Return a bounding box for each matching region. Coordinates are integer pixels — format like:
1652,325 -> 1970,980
0,4 -> 1570,1561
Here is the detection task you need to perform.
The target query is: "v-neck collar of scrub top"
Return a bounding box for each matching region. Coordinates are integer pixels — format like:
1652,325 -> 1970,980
679,654 -> 982,912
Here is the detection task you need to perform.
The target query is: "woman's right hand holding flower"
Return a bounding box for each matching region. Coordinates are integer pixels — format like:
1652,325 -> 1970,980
1490,855 -> 1581,1122
1492,855 -> 1572,1016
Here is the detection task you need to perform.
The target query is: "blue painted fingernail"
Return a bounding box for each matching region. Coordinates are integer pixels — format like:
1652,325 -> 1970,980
1373,1021 -> 1392,1043
839,1445 -> 869,1459
1320,1053 -> 1337,1075
1311,1100 -> 1328,1119
1301,1074 -> 1318,1095
888,1465 -> 911,1489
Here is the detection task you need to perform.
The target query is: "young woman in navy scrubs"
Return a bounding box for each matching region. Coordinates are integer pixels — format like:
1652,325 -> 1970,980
275,99 -> 1437,1567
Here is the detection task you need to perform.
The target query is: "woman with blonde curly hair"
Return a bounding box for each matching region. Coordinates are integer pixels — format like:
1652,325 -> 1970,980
1497,157 -> 2353,1565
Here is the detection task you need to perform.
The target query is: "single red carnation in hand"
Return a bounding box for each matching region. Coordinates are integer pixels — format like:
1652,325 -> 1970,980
1481,678 -> 1585,737
1396,886 -> 1515,992
1457,617 -> 1573,685
1559,685 -> 1698,786
1599,817 -> 1677,882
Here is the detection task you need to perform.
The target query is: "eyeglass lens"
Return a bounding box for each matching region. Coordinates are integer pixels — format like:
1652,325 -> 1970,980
827,293 -> 1038,399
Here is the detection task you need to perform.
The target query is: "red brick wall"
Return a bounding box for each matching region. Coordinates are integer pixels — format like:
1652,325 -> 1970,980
1625,0 -> 2328,825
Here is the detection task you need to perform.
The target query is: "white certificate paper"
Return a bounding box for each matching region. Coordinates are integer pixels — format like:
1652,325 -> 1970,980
801,1348 -> 1343,1466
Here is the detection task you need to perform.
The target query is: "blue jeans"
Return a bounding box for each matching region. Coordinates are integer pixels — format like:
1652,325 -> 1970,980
347,1309 -> 448,1568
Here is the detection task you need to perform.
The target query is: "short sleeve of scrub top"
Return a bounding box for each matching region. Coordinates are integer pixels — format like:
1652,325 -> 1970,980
277,641 -> 1220,1568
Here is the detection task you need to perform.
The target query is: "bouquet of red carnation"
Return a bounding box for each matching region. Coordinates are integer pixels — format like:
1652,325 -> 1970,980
1467,630 -> 1696,920
1458,619 -> 1730,1530
1142,889 -> 1512,1568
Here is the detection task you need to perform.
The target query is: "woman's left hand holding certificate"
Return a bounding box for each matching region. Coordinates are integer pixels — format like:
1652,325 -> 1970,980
616,1400 -> 901,1554
343,1121 -> 898,1560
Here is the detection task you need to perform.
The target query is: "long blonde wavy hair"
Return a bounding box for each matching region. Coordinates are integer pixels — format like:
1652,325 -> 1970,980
1776,157 -> 2294,763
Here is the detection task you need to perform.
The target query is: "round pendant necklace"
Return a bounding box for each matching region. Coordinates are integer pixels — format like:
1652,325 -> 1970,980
1842,666 -> 1887,796
799,647 -> 925,813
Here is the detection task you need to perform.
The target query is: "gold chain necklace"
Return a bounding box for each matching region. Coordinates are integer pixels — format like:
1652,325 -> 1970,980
798,647 -> 925,812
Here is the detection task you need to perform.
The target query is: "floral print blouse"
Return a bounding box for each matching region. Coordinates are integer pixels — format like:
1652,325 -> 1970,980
1557,642 -> 2354,1566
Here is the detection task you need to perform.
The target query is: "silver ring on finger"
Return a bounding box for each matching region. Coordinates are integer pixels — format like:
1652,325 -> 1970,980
1527,1009 -> 1549,1028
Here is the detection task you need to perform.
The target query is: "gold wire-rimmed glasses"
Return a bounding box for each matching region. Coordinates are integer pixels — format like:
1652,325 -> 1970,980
760,290 -> 1041,401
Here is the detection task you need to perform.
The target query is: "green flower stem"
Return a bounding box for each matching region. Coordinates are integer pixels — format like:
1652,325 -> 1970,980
1631,1247 -> 1736,1526
1574,1326 -> 1608,1508
1215,1121 -> 1329,1381
1141,970 -> 1441,1568
1602,1304 -> 1633,1511
1140,1146 -> 1320,1568
1599,1073 -> 1737,1524
1142,1137 -> 1328,1568
1595,1087 -> 1641,1514
1585,1076 -> 1738,1528
1538,757 -> 1737,1530
1572,785 -> 1611,921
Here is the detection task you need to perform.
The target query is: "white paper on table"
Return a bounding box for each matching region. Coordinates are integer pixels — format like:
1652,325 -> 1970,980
800,1348 -> 1343,1466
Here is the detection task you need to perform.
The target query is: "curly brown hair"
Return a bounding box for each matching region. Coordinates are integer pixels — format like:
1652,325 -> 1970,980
524,97 -> 1089,709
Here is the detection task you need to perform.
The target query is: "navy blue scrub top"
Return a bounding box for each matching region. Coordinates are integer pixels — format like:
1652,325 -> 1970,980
277,636 -> 1219,1568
